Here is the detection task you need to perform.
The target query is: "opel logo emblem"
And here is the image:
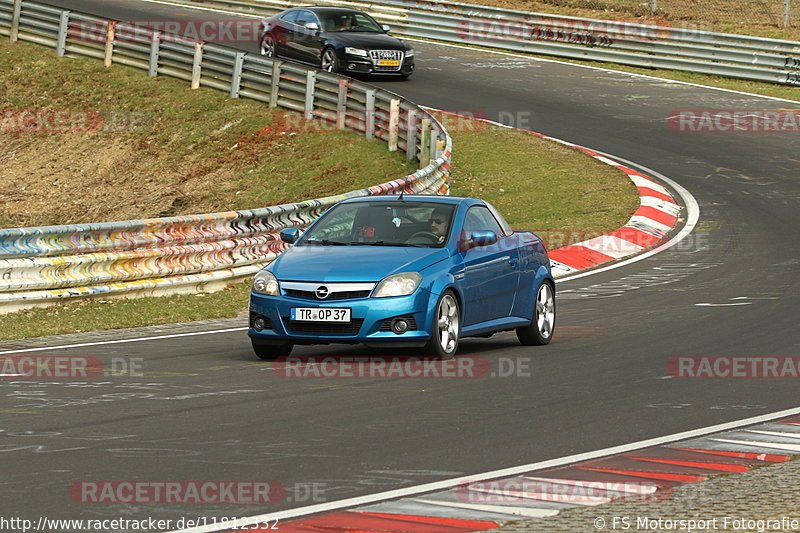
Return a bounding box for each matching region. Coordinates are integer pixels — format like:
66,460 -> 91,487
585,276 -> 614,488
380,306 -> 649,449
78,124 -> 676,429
315,286 -> 330,299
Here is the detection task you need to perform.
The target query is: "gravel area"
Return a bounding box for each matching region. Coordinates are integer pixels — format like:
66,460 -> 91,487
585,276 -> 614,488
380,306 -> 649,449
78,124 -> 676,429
495,457 -> 800,533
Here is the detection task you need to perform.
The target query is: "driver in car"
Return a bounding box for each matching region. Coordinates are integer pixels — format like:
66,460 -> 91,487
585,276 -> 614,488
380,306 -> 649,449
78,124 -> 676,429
335,16 -> 354,31
429,208 -> 450,244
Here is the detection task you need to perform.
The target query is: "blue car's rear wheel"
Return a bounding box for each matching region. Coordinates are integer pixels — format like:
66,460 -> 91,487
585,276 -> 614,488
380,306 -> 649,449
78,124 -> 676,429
517,281 -> 555,345
425,291 -> 460,356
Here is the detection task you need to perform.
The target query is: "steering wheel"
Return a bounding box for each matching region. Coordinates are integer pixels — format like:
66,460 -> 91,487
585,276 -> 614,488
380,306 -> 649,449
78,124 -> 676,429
408,231 -> 440,244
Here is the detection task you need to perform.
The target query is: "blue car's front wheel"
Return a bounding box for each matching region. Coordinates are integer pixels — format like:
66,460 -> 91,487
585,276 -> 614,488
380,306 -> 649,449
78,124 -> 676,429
252,340 -> 293,360
425,291 -> 460,357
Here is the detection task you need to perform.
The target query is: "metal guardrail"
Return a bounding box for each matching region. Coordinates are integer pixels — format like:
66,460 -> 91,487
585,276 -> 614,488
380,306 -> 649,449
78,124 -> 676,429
160,0 -> 800,85
0,0 -> 451,312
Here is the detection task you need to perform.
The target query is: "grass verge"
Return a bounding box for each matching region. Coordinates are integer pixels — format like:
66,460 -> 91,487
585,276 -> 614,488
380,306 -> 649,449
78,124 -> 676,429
0,39 -> 417,227
0,39 -> 638,341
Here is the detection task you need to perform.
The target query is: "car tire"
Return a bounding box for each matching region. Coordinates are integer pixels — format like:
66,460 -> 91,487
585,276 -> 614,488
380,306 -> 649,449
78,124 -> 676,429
321,47 -> 339,73
260,34 -> 276,57
252,340 -> 293,360
425,291 -> 460,357
516,280 -> 555,346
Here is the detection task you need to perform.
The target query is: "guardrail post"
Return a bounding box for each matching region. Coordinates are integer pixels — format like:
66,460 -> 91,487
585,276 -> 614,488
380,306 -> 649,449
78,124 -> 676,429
304,70 -> 316,119
434,137 -> 445,160
56,11 -> 70,57
785,0 -> 792,27
269,60 -> 282,108
191,42 -> 203,89
419,118 -> 431,168
230,51 -> 244,98
365,89 -> 376,140
336,79 -> 348,130
10,0 -> 22,42
148,31 -> 160,77
104,21 -> 115,68
406,110 -> 419,162
649,0 -> 657,14
388,99 -> 400,152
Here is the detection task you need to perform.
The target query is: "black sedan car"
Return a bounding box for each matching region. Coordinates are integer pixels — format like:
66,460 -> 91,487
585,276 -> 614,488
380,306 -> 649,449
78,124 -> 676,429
259,7 -> 414,78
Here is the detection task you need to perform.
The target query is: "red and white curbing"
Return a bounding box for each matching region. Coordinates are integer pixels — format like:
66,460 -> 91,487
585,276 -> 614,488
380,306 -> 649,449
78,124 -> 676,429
545,143 -> 682,278
186,414 -> 800,533
429,110 -> 683,279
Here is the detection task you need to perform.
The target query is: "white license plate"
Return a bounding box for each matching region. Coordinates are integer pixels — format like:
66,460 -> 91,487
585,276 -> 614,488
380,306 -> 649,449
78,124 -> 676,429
291,308 -> 351,322
376,59 -> 400,67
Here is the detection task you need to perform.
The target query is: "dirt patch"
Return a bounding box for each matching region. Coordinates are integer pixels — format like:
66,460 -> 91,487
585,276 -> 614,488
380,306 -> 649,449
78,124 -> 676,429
0,133 -> 239,226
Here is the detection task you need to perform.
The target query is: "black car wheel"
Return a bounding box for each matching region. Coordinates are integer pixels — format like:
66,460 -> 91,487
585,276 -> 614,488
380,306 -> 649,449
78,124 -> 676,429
516,281 -> 555,345
252,340 -> 293,360
260,34 -> 276,57
321,47 -> 339,73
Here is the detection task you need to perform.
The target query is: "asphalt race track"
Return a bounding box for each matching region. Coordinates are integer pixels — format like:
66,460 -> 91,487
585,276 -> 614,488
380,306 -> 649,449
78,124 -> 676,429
4,0 -> 800,525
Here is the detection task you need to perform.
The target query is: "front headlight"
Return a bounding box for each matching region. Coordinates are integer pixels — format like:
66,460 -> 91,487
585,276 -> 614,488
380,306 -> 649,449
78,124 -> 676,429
345,47 -> 368,57
252,270 -> 280,296
405,49 -> 414,57
372,272 -> 422,298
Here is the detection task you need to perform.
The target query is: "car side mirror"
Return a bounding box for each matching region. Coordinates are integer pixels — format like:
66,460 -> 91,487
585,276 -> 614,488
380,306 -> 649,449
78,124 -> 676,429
468,230 -> 498,248
305,22 -> 320,32
382,24 -> 391,32
280,228 -> 300,244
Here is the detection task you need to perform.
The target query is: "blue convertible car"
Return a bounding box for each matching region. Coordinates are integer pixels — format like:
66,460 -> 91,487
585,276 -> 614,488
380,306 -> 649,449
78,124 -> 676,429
248,196 -> 555,358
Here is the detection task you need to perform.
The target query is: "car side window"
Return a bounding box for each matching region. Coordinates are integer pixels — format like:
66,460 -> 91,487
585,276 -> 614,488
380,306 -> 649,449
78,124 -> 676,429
464,206 -> 504,235
279,10 -> 299,24
352,13 -> 376,31
295,10 -> 318,27
484,201 -> 513,237
307,206 -> 356,242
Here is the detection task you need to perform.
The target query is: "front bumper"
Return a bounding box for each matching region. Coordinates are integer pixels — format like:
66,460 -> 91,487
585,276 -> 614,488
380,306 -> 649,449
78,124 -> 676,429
249,288 -> 433,347
343,54 -> 415,76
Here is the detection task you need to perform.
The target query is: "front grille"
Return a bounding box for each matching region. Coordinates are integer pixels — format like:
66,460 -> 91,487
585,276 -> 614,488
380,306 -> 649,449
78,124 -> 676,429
369,49 -> 404,71
284,289 -> 372,301
379,315 -> 418,332
285,319 -> 364,335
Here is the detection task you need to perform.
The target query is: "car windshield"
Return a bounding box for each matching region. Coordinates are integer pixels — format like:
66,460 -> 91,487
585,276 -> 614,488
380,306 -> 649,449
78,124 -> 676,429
300,201 -> 456,248
319,11 -> 384,33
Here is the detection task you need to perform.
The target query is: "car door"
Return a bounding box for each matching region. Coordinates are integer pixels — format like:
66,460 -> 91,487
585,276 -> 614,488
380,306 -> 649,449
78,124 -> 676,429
272,10 -> 299,58
290,9 -> 323,65
457,205 -> 520,326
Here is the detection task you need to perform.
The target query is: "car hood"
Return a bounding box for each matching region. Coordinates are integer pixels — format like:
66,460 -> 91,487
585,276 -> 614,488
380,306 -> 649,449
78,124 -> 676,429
332,32 -> 407,50
271,245 -> 447,282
